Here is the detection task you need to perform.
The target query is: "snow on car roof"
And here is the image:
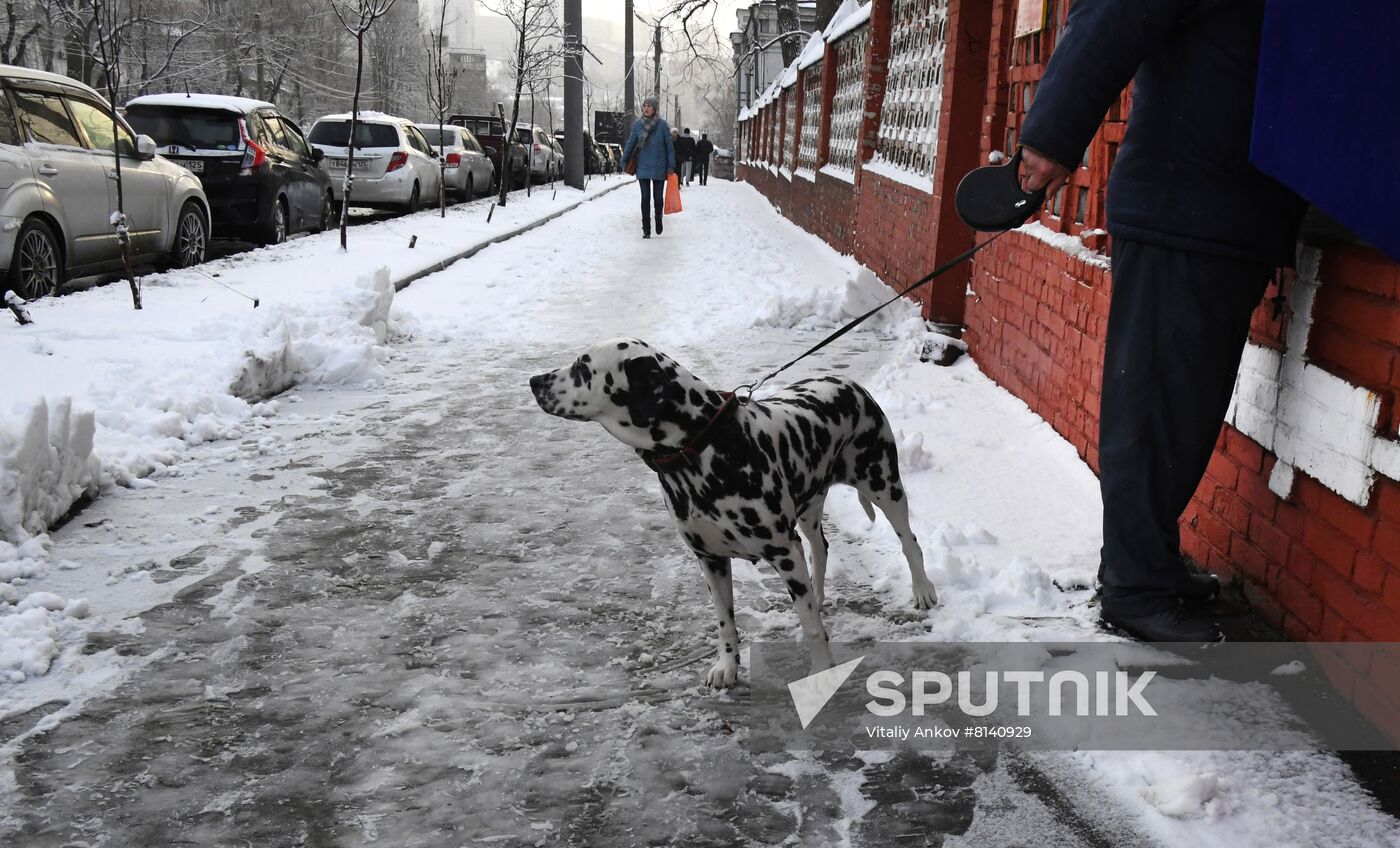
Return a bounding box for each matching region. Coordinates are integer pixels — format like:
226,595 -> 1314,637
0,63 -> 106,95
317,111 -> 414,125
125,92 -> 276,114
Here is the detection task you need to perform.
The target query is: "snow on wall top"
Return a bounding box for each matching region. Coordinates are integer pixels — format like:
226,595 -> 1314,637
797,31 -> 827,71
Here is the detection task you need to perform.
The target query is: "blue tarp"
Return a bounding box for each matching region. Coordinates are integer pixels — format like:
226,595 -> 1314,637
1250,0 -> 1400,262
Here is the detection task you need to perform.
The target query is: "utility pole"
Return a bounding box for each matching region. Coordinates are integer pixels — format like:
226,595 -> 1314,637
675,94 -> 681,130
564,0 -> 584,189
624,0 -> 635,128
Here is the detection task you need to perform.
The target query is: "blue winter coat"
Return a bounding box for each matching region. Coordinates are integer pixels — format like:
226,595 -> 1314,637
1018,0 -> 1306,265
621,118 -> 676,181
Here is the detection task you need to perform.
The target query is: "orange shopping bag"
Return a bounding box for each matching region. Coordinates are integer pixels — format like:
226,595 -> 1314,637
664,172 -> 682,214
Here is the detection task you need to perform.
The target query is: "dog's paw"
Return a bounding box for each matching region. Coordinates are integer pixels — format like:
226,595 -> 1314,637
706,658 -> 740,689
912,581 -> 940,610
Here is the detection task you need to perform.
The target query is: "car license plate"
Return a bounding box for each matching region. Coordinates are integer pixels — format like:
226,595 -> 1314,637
173,158 -> 204,173
331,158 -> 350,169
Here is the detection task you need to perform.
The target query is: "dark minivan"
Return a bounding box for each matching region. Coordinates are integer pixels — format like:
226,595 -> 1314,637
124,93 -> 335,245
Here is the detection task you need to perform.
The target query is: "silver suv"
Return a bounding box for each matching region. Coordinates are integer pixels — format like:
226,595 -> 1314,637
0,65 -> 210,300
308,112 -> 443,213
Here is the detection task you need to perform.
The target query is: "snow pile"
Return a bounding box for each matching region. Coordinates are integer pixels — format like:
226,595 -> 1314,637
752,268 -> 924,338
0,399 -> 100,540
0,534 -> 89,683
1140,772 -> 1222,819
231,265 -> 399,399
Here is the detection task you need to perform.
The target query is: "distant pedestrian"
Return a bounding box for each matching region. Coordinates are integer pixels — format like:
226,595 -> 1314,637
621,96 -> 676,239
695,133 -> 714,186
677,128 -> 698,185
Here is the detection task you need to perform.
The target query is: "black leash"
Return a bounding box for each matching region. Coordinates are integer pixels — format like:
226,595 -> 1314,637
734,228 -> 1010,400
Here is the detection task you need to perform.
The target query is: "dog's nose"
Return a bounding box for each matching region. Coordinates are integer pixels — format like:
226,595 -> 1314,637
529,373 -> 546,392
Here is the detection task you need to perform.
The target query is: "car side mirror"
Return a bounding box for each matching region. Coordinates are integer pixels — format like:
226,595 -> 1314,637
136,134 -> 157,160
311,148 -> 325,162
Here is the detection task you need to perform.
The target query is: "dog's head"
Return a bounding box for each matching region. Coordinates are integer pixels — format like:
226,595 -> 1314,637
530,339 -> 716,451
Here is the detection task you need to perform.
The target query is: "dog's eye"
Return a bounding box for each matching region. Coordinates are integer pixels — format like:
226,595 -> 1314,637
570,359 -> 593,387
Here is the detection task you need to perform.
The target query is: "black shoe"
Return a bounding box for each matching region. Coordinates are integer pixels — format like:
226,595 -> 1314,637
643,232 -> 651,239
1178,571 -> 1221,602
1101,604 -> 1223,642
657,218 -> 663,234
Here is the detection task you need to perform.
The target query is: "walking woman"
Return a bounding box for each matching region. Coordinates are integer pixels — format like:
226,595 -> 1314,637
621,96 -> 676,239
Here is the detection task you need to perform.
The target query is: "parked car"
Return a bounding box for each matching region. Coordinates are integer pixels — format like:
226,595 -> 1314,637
448,114 -> 527,189
308,112 -> 442,214
551,130 -> 607,175
603,143 -> 622,173
415,123 -> 494,200
515,124 -> 560,181
0,65 -> 209,300
125,93 -> 333,245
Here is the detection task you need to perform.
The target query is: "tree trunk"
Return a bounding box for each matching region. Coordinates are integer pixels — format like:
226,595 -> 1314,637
340,30 -> 365,250
776,0 -> 801,66
498,0 -> 529,208
815,0 -> 841,31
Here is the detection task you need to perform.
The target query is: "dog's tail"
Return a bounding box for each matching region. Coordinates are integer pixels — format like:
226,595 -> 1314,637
858,493 -> 877,523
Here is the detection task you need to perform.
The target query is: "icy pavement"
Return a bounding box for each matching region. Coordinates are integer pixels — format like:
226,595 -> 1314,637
2,182 -> 1398,846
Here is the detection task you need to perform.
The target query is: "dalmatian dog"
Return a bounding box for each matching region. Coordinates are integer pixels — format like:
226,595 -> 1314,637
529,339 -> 938,688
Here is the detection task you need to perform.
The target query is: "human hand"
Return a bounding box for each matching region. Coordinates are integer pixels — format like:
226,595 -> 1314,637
1018,147 -> 1071,197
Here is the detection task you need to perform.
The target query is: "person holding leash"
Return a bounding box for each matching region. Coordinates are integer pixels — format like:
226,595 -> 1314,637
1016,0 -> 1306,642
621,96 -> 677,239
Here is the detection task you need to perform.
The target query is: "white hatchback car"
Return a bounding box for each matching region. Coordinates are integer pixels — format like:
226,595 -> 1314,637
415,123 -> 494,200
308,112 -> 442,213
0,65 -> 210,300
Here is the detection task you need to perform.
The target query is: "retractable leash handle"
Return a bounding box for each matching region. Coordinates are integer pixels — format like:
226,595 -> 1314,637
735,153 -> 1047,399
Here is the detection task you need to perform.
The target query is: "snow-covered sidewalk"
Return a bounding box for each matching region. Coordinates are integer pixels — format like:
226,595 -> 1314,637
2,178 -> 630,534
1,180 -> 1396,846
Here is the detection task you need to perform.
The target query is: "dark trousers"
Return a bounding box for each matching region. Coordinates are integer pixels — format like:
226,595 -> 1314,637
697,159 -> 710,184
638,178 -> 664,232
1098,239 -> 1271,615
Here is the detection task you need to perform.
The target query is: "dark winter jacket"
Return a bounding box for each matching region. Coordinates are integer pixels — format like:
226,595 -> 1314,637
676,135 -> 697,164
621,118 -> 676,180
1018,0 -> 1306,265
696,139 -> 715,162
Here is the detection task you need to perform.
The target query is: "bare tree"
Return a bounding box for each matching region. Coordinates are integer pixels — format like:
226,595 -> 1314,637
0,0 -> 43,64
481,0 -> 562,208
328,0 -> 400,249
85,0 -> 140,307
423,0 -> 459,216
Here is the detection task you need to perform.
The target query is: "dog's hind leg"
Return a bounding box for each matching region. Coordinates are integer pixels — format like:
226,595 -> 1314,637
698,555 -> 740,688
764,538 -> 834,672
796,493 -> 829,608
861,481 -> 939,610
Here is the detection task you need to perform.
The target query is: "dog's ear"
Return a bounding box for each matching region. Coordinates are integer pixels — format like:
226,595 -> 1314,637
624,356 -> 667,428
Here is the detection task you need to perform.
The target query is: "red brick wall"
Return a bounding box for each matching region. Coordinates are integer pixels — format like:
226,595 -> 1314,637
737,0 -> 1400,740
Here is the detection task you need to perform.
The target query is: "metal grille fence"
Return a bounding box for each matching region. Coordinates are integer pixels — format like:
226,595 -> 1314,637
780,90 -> 797,170
826,25 -> 869,173
796,63 -> 823,172
875,0 -> 948,177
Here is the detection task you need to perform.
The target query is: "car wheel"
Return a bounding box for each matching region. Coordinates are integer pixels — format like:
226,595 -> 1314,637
8,217 -> 62,300
406,183 -> 420,214
260,198 -> 288,246
169,201 -> 207,269
314,192 -> 335,233
465,174 -> 475,199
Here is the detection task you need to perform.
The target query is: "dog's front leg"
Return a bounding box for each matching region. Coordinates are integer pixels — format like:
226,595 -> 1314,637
766,540 -> 835,673
698,555 -> 740,688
